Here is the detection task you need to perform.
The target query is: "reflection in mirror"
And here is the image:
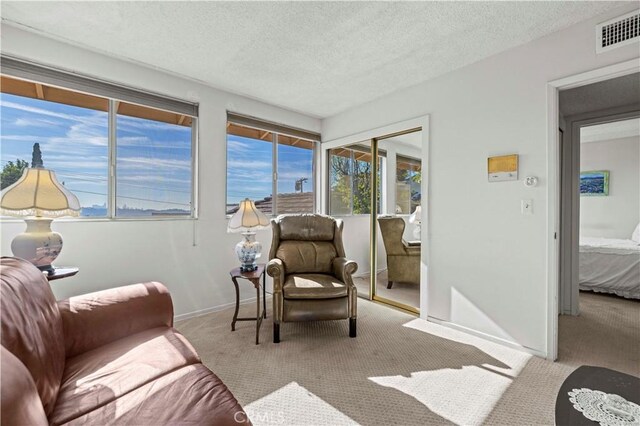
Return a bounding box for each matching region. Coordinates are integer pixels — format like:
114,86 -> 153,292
375,130 -> 422,311
328,140 -> 376,299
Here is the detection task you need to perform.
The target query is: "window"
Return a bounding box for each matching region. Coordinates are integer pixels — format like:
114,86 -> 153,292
396,155 -> 421,214
0,58 -> 197,219
328,144 -> 383,216
226,115 -> 318,215
116,103 -> 192,216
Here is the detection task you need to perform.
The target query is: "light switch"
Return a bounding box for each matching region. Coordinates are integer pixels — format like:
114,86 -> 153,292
521,199 -> 533,215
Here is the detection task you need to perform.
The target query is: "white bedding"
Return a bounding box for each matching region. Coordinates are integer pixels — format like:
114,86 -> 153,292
579,237 -> 640,299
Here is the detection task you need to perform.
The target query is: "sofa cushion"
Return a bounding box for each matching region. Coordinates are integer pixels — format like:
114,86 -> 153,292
0,346 -> 48,426
276,241 -> 337,274
64,364 -> 249,425
0,257 -> 65,416
283,274 -> 348,299
50,327 -> 200,425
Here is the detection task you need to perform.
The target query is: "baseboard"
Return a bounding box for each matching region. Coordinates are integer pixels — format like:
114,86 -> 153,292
426,315 -> 548,358
175,296 -> 263,322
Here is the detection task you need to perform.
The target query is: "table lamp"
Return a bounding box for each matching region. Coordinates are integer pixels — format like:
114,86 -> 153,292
1,167 -> 80,272
227,198 -> 270,272
409,205 -> 422,240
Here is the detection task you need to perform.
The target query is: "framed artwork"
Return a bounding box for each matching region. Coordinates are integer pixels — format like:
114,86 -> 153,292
580,170 -> 609,196
488,154 -> 518,182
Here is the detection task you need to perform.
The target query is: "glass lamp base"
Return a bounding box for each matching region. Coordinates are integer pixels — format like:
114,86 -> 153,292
235,231 -> 262,273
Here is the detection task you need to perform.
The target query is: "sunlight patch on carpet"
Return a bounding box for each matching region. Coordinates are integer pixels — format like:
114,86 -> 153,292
369,366 -> 511,425
244,382 -> 359,426
366,318 -> 533,425
403,318 -> 532,377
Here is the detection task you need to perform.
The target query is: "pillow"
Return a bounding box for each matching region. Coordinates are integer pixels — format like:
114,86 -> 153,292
632,223 -> 640,244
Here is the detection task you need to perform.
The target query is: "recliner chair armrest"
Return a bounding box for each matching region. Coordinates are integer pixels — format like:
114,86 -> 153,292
401,243 -> 421,256
266,258 -> 285,292
332,257 -> 358,285
57,282 -> 174,358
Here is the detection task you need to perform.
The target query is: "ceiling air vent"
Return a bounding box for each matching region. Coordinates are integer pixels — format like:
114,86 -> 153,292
596,9 -> 640,53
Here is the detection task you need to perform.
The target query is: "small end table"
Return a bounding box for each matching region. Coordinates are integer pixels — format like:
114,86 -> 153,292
44,267 -> 79,281
230,264 -> 266,345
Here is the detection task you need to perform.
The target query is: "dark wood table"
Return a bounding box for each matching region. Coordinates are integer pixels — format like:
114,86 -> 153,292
555,366 -> 640,425
44,267 -> 79,281
229,264 -> 266,345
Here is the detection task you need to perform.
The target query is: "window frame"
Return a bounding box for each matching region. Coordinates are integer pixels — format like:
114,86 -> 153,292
225,116 -> 320,217
0,57 -> 198,221
327,144 -> 386,217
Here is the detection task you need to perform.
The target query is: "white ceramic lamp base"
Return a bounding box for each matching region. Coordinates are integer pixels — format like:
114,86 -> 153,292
413,223 -> 421,240
11,218 -> 63,272
235,231 -> 262,272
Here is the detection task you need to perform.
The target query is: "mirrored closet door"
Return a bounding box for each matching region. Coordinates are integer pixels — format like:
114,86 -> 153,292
325,128 -> 423,314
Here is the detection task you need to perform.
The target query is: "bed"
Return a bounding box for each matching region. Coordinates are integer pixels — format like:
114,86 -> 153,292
579,236 -> 640,299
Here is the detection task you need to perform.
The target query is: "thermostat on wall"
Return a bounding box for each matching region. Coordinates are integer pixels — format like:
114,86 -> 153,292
488,154 -> 518,182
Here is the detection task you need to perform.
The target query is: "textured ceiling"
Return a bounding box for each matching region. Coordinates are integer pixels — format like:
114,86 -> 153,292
560,72 -> 640,117
581,118 -> 640,143
0,1 -> 632,118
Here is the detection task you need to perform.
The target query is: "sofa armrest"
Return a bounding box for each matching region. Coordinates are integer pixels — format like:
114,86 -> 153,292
332,257 -> 358,286
57,282 -> 174,358
266,258 -> 285,292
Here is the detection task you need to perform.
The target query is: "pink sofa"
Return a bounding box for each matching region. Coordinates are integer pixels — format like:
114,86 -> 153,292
1,257 -> 250,425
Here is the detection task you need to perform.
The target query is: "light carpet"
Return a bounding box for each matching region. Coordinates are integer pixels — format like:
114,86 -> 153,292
558,291 -> 639,377
353,270 -> 420,310
176,291 -> 638,425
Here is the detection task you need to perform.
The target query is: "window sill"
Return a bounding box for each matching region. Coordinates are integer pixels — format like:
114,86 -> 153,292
0,216 -> 197,224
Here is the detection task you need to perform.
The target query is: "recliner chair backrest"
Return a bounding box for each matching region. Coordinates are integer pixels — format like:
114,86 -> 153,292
377,217 -> 408,256
269,214 -> 345,274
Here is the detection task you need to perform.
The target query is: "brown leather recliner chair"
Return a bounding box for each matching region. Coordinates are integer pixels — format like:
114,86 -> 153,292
378,216 -> 420,288
1,257 -> 249,426
266,214 -> 358,343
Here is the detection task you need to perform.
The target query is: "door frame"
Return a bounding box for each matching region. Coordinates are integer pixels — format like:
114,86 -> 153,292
546,58 -> 639,360
321,115 -> 430,317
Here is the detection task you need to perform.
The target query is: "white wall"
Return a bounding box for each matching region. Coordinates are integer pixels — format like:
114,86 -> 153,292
580,136 -> 640,239
322,5 -> 640,355
0,25 -> 321,318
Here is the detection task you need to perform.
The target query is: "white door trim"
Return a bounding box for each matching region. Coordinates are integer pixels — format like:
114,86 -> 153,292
546,58 -> 639,361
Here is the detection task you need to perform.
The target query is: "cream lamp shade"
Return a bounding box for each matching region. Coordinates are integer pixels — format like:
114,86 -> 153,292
1,168 -> 80,217
1,168 -> 81,272
409,205 -> 422,224
227,198 -> 270,232
227,198 -> 270,272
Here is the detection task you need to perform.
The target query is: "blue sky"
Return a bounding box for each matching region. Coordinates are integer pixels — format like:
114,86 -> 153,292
0,93 -> 192,213
226,134 -> 313,205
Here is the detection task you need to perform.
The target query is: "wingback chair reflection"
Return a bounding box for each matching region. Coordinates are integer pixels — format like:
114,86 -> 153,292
378,216 -> 420,288
267,214 -> 358,343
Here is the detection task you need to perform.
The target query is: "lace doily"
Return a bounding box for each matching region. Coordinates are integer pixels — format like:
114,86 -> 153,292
568,388 -> 640,426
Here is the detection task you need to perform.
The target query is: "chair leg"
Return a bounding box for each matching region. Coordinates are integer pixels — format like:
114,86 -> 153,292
349,318 -> 357,338
273,323 -> 280,343
387,280 -> 393,289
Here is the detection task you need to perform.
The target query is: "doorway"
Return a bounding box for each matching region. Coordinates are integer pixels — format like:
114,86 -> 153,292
552,68 -> 639,370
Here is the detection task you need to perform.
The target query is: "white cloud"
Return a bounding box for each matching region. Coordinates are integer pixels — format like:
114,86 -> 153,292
227,159 -> 272,170
0,100 -> 106,125
117,156 -> 191,171
14,118 -> 62,128
118,175 -> 191,186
